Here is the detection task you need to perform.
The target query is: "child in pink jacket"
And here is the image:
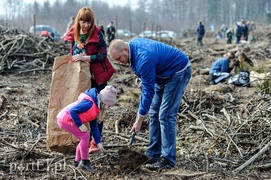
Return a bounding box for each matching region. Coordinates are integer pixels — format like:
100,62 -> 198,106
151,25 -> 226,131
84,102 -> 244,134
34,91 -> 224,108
57,85 -> 117,172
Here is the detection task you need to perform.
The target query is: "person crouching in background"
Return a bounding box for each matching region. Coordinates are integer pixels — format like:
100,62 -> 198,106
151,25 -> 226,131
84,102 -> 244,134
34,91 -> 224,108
209,52 -> 238,85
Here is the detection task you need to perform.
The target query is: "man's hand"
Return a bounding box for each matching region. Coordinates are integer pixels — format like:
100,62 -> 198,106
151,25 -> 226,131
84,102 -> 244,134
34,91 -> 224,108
130,114 -> 144,133
97,143 -> 104,153
78,124 -> 88,132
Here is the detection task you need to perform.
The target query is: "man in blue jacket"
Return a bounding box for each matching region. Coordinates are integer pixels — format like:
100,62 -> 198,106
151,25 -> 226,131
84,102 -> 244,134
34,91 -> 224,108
108,38 -> 192,170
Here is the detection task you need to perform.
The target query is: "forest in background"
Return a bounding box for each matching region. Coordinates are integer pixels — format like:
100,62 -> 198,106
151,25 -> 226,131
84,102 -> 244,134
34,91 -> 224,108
0,0 -> 271,36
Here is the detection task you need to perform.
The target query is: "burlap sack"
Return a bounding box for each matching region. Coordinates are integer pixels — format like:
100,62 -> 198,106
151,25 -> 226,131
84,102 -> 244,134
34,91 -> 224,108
46,55 -> 91,154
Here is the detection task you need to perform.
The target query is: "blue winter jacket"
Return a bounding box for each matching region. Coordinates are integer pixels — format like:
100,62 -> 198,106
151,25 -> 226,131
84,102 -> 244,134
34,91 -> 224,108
209,57 -> 230,74
236,24 -> 243,37
69,88 -> 101,144
196,24 -> 205,38
128,38 -> 190,116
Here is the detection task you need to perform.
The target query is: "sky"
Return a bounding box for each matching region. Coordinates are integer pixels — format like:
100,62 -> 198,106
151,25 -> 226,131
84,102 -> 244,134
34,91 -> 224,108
21,0 -> 138,8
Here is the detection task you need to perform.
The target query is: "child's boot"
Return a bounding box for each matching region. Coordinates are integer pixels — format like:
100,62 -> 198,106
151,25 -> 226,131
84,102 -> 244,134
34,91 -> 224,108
80,160 -> 95,173
74,160 -> 79,167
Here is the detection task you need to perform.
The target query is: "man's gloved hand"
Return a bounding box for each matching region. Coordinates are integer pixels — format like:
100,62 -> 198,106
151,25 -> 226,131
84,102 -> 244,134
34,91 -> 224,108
97,143 -> 104,153
78,124 -> 88,132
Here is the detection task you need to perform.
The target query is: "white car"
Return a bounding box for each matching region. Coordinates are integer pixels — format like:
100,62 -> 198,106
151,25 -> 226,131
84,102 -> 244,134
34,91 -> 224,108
139,30 -> 156,38
117,29 -> 137,38
156,30 -> 178,39
29,25 -> 61,41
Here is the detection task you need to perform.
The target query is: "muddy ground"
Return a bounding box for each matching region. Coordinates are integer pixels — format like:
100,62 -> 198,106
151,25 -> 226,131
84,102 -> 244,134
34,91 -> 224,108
1,30 -> 271,179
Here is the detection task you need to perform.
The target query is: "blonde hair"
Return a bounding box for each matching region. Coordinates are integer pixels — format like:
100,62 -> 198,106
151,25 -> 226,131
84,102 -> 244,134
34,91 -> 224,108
74,7 -> 95,43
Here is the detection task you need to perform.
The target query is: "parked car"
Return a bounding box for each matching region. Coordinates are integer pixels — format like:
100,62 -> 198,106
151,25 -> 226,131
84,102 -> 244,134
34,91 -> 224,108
29,25 -> 61,41
138,30 -> 156,38
117,29 -> 137,38
156,30 -> 178,39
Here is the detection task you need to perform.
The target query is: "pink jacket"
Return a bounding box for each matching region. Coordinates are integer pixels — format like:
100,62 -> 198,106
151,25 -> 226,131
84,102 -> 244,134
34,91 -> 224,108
57,93 -> 100,126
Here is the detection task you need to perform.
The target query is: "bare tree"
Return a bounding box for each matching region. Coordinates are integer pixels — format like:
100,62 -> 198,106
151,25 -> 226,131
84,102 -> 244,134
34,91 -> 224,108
4,0 -> 23,21
1,0 -> 271,36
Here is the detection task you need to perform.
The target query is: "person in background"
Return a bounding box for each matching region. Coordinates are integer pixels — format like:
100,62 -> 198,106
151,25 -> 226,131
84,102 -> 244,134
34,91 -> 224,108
57,85 -> 117,172
226,28 -> 234,44
64,6 -> 112,153
196,20 -> 205,46
220,24 -> 228,38
66,16 -> 75,32
235,22 -> 243,44
106,21 -> 116,45
209,52 -> 238,85
249,21 -> 256,33
216,31 -> 222,39
108,38 -> 192,170
40,30 -> 54,41
99,25 -> 105,35
241,22 -> 249,41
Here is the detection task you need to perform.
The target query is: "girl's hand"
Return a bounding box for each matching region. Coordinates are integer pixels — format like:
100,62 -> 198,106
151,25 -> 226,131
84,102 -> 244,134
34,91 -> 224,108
78,124 -> 88,132
72,54 -> 88,62
97,143 -> 104,153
